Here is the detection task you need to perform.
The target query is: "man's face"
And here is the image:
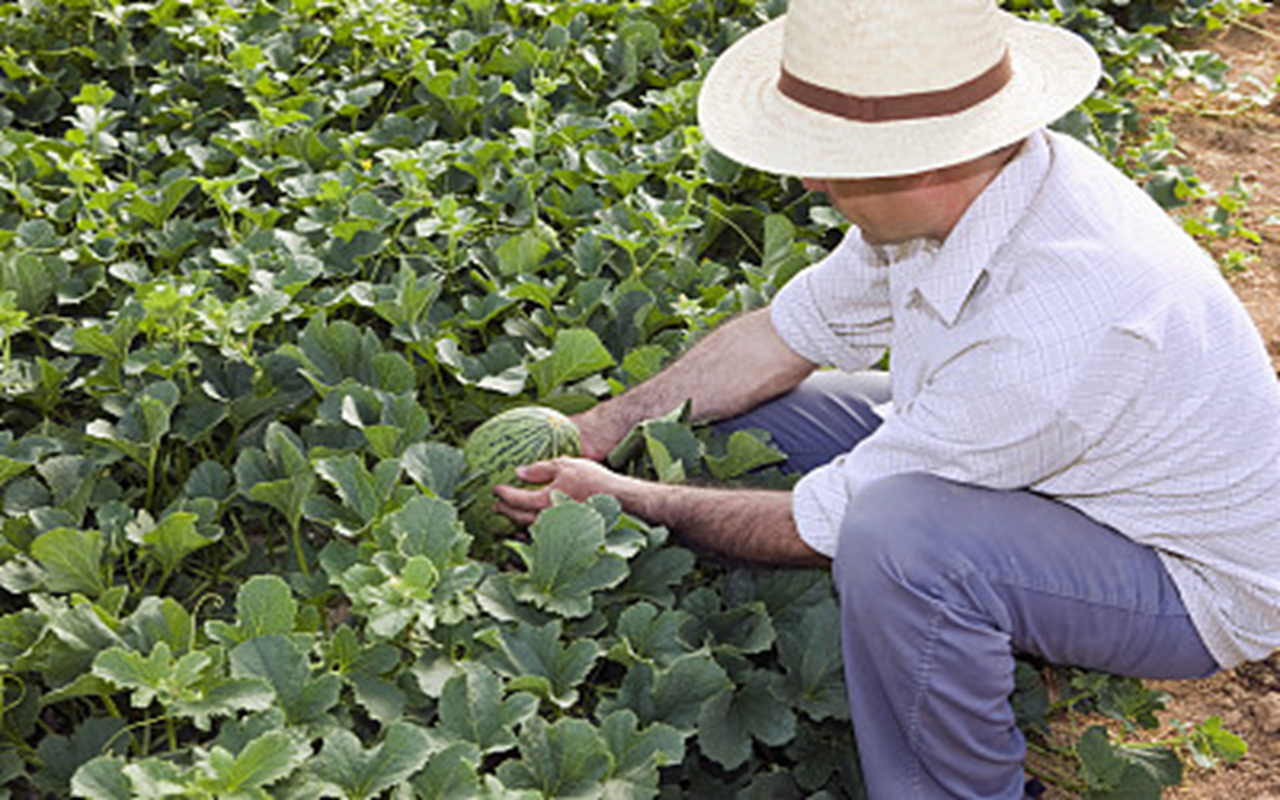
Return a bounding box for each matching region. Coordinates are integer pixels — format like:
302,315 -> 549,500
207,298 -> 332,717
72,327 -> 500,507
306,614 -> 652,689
802,174 -> 931,245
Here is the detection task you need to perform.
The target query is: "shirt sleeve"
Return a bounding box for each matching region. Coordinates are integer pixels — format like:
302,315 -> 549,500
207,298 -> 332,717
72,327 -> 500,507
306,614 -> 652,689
770,229 -> 892,372
792,330 -> 1123,557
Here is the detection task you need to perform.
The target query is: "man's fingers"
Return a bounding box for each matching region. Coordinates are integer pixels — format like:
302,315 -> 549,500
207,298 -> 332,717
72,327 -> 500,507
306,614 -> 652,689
513,459 -> 559,483
493,481 -> 546,506
492,498 -> 540,527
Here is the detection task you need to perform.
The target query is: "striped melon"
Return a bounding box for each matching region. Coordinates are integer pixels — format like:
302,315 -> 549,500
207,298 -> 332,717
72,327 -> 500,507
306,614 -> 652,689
462,406 -> 581,538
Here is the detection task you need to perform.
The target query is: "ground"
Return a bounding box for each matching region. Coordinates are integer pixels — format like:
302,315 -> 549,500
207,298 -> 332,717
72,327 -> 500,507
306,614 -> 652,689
1156,8 -> 1280,798
1046,6 -> 1280,797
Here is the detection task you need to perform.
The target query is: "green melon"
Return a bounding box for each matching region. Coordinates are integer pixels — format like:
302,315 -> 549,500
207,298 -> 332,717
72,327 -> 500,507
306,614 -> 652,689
464,405 -> 581,481
462,406 -> 581,538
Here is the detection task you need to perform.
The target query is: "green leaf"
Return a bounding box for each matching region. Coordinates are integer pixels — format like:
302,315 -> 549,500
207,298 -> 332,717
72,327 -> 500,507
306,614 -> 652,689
129,511 -> 211,578
599,710 -> 684,800
70,756 -> 132,800
1188,715 -> 1247,768
496,717 -> 612,799
641,420 -> 702,483
411,742 -> 482,800
313,722 -> 433,799
33,718 -> 127,796
235,422 -> 315,531
206,575 -> 298,645
0,431 -> 42,486
402,442 -> 468,500
121,596 -> 194,657
619,345 -> 668,384
197,730 -> 310,796
31,527 -> 107,596
682,590 -> 776,655
489,620 -> 602,709
91,642 -> 205,709
761,213 -> 808,278
436,665 -> 538,755
1078,726 -> 1127,791
17,599 -> 126,688
609,653 -> 732,734
507,501 -> 629,618
229,635 -> 340,726
608,603 -> 691,668
697,670 -> 796,770
529,328 -> 616,397
617,537 -> 696,607
176,677 -> 276,732
312,453 -> 404,533
392,495 -> 472,565
293,317 -> 400,390
1107,745 -> 1184,798
706,430 -> 787,480
777,601 -> 848,722
495,230 -> 552,276
0,251 -> 60,314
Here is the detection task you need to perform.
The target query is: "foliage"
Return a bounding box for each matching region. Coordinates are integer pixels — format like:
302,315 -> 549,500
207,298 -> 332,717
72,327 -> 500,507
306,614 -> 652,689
0,0 -> 1259,797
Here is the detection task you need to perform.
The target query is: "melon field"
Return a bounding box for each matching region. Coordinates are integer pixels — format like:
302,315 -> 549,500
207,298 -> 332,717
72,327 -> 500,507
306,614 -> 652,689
0,0 -> 1265,797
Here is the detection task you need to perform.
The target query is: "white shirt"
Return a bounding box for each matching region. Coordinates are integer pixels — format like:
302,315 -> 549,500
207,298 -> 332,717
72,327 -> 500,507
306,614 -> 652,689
771,130 -> 1280,668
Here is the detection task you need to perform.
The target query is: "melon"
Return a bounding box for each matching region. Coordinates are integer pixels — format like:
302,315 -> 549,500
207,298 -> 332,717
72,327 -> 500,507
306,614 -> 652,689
464,405 -> 581,482
462,406 -> 581,538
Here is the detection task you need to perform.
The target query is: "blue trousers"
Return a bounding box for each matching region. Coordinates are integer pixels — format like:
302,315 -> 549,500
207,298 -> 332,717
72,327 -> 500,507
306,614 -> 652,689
720,372 -> 1219,800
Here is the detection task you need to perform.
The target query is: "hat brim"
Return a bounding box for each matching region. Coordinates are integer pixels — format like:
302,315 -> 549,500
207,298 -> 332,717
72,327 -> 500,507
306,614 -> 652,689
697,13 -> 1101,178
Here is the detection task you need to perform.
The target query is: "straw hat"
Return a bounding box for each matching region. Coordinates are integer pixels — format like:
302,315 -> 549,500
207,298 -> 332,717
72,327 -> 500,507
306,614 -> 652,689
697,0 -> 1101,178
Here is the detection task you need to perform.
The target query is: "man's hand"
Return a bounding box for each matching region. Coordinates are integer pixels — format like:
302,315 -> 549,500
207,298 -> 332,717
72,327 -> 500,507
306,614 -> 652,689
491,456 -> 826,568
492,457 -> 637,527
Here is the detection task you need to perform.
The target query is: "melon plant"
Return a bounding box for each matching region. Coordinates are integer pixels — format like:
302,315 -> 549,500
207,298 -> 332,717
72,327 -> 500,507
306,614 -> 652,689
463,406 -> 583,537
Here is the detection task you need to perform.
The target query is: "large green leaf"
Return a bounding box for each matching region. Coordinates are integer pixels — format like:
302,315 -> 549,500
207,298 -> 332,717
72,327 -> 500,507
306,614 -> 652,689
313,722 -> 433,799
607,603 -> 691,668
234,422 -> 315,531
92,642 -> 274,729
0,431 -> 44,486
435,665 -> 538,755
777,601 -> 849,722
507,501 -> 628,619
607,653 -> 731,735
229,635 -> 340,726
392,494 -> 472,565
697,670 -> 797,770
706,430 -> 787,480
411,742 -> 482,800
529,328 -> 616,397
126,511 -> 213,579
85,381 -> 180,465
70,756 -> 132,800
32,718 -> 127,796
30,527 -> 107,596
120,596 -> 194,657
681,589 -> 776,655
309,453 -> 406,535
196,730 -> 311,797
402,442 -> 468,500
489,620 -> 601,709
206,575 -> 298,645
599,710 -> 684,800
496,717 -> 612,799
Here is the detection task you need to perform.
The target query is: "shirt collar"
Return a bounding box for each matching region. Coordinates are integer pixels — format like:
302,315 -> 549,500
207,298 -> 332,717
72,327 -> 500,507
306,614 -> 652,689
896,129 -> 1052,326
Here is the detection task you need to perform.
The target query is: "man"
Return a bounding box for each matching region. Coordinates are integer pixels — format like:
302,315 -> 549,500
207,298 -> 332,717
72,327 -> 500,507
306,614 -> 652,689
494,0 -> 1280,797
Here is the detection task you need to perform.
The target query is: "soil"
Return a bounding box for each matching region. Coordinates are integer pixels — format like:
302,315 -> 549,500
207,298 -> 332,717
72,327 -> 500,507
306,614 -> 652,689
1047,7 -> 1280,797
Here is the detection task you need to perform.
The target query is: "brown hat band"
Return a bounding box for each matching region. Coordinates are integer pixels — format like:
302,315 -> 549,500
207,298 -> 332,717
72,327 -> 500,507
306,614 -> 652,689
778,52 -> 1013,123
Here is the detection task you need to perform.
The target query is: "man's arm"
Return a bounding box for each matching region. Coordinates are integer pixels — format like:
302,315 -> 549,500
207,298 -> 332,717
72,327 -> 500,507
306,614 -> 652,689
493,458 -> 827,567
574,307 -> 817,459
